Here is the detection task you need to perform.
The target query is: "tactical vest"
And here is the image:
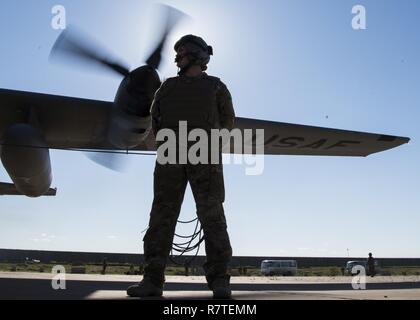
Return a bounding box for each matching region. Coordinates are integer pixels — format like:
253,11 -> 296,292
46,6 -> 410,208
158,74 -> 221,131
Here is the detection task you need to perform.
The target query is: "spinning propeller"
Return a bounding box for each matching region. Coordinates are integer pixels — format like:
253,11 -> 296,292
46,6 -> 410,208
50,4 -> 187,171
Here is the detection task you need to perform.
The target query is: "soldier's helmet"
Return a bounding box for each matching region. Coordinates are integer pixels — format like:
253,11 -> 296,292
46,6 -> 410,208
174,35 -> 213,70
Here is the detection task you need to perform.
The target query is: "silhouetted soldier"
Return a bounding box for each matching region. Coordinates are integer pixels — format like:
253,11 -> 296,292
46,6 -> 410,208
127,35 -> 235,299
367,253 -> 375,277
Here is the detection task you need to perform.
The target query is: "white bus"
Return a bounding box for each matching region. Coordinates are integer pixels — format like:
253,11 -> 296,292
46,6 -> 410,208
261,260 -> 298,276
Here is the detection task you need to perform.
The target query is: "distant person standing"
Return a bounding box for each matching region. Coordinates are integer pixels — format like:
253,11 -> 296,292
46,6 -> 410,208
127,265 -> 135,275
367,253 -> 375,277
138,263 -> 144,275
101,257 -> 108,275
184,260 -> 190,277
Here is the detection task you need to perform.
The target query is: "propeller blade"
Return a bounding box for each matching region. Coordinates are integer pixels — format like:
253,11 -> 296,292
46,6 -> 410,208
50,27 -> 130,77
84,151 -> 130,173
146,4 -> 188,69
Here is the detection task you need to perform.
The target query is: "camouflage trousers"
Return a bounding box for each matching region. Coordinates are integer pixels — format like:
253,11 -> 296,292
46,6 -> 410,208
143,161 -> 232,287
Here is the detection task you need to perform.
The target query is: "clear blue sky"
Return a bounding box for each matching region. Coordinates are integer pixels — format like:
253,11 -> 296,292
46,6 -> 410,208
0,0 -> 418,258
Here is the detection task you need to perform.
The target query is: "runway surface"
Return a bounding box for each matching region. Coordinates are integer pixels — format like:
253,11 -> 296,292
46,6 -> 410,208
1,272 -> 419,300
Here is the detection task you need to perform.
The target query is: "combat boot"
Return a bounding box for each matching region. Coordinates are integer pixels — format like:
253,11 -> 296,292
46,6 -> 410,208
126,278 -> 163,298
211,277 -> 232,299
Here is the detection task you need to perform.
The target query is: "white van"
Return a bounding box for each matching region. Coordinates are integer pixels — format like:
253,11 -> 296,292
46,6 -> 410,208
261,260 -> 298,276
345,260 -> 381,275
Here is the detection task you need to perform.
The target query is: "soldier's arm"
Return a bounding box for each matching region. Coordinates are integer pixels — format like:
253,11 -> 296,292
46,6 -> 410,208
217,82 -> 235,131
150,96 -> 161,137
150,79 -> 176,136
150,82 -> 167,136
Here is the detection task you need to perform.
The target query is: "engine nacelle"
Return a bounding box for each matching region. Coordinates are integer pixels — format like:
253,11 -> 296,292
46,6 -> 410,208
0,124 -> 52,198
108,65 -> 161,149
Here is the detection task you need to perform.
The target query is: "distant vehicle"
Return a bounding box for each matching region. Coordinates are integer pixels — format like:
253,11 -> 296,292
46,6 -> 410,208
345,260 -> 381,275
25,258 -> 41,264
261,260 -> 298,276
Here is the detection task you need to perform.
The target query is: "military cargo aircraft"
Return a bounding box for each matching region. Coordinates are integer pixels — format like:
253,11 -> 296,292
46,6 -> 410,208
0,5 -> 410,198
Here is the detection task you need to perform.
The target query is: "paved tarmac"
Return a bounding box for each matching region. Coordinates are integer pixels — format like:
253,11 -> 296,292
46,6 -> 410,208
1,273 -> 419,300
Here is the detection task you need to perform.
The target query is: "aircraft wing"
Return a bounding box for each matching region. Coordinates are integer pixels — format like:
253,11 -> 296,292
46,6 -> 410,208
0,182 -> 23,196
233,118 -> 410,157
0,88 -> 114,149
0,89 -> 410,157
0,182 -> 56,196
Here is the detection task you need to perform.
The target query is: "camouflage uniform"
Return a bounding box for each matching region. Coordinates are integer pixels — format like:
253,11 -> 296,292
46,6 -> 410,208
143,72 -> 235,288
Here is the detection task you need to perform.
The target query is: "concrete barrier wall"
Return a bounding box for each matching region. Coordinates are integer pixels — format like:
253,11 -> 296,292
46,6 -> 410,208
1,249 -> 420,267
